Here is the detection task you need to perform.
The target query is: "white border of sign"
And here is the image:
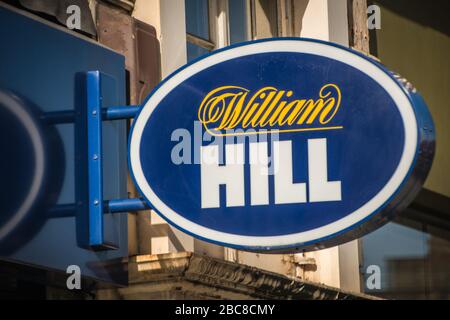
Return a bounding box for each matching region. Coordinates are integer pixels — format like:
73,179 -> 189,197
129,39 -> 418,249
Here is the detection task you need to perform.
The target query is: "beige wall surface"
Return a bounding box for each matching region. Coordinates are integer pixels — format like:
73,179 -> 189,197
371,1 -> 450,197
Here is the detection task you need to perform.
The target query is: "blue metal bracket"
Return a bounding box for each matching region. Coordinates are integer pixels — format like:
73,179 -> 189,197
41,105 -> 141,124
48,198 -> 149,218
106,198 -> 149,213
45,71 -> 150,251
86,71 -> 107,249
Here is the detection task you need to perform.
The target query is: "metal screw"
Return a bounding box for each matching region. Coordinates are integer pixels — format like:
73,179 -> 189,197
93,200 -> 99,206
93,154 -> 98,160
92,110 -> 97,115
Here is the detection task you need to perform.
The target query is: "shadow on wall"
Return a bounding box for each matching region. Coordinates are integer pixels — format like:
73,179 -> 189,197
292,0 -> 309,36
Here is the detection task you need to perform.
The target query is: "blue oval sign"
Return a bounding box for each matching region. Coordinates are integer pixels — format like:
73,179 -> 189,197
129,38 -> 435,252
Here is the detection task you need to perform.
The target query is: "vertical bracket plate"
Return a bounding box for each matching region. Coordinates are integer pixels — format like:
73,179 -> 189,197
86,71 -> 115,250
73,71 -> 141,251
76,71 -> 121,250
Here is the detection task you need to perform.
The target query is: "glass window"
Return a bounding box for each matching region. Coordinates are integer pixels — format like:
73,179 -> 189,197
185,0 -> 213,62
185,0 -> 251,62
185,0 -> 210,40
187,42 -> 210,62
229,0 -> 249,44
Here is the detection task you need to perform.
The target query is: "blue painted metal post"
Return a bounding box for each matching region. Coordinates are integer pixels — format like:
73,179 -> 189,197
42,105 -> 140,124
43,72 -> 144,249
106,198 -> 149,213
48,199 -> 150,218
86,71 -> 106,249
104,105 -> 141,120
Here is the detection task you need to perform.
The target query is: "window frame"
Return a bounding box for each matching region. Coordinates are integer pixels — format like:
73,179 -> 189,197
186,0 -> 253,57
185,0 -> 216,54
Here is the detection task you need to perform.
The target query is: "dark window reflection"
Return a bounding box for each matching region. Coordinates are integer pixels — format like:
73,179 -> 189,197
362,222 -> 450,299
186,41 -> 209,62
185,0 -> 210,40
229,0 -> 249,44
